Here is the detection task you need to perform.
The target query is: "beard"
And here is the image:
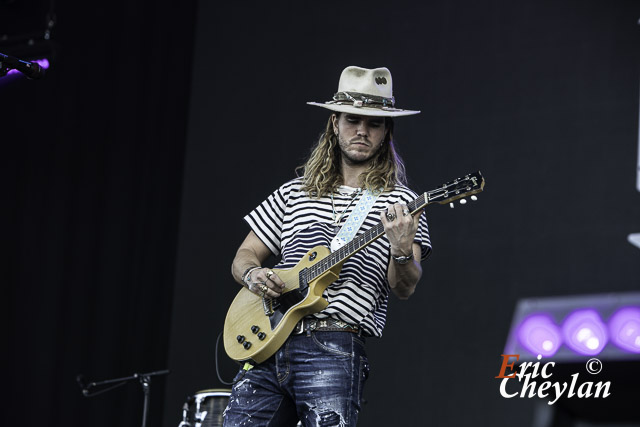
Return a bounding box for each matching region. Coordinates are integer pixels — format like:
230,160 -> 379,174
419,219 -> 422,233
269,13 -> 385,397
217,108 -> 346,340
337,134 -> 383,166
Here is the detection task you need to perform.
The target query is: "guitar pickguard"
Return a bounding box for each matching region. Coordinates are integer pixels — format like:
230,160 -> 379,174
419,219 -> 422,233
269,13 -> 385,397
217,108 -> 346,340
268,268 -> 310,330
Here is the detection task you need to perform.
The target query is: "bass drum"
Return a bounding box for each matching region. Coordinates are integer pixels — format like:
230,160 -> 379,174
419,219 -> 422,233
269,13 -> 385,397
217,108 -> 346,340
178,389 -> 231,427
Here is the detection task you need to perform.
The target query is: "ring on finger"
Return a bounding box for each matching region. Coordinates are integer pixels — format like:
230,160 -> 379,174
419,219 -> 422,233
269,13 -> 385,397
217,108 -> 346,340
386,212 -> 396,221
402,208 -> 410,216
265,270 -> 274,280
259,284 -> 268,293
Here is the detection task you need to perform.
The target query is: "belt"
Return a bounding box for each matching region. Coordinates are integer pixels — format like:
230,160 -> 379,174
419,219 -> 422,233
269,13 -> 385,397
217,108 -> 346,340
292,317 -> 360,335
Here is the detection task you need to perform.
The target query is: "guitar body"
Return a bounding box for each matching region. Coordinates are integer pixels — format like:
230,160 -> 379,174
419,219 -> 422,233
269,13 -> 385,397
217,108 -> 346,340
224,245 -> 342,363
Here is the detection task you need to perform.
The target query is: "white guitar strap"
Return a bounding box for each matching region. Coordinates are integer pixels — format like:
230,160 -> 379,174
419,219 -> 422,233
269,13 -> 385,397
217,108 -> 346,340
330,189 -> 380,252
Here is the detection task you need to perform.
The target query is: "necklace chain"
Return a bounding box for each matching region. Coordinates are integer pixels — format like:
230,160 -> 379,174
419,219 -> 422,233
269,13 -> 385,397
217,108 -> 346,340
330,188 -> 362,225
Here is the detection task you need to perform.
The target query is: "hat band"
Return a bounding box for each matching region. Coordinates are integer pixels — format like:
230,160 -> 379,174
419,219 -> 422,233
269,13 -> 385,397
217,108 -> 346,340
330,91 -> 396,109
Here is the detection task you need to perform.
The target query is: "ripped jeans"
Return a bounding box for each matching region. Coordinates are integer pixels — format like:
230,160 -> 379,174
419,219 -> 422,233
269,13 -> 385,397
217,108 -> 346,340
223,331 -> 369,427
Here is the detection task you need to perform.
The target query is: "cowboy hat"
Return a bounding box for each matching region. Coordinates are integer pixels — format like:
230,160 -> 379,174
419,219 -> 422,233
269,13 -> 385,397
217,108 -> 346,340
307,66 -> 420,117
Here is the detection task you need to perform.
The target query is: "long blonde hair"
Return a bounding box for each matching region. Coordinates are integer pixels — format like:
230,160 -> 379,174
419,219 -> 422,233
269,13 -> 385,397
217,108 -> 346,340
296,114 -> 407,197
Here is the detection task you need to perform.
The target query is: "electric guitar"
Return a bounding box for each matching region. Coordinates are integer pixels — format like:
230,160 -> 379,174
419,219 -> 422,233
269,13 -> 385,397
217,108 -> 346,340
224,171 -> 485,363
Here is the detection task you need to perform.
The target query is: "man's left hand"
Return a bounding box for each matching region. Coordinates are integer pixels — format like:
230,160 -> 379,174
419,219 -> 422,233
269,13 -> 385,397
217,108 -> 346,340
380,204 -> 422,257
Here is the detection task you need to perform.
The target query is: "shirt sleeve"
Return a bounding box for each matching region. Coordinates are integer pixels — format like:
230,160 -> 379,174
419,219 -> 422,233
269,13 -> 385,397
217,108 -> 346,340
415,210 -> 432,261
243,183 -> 288,256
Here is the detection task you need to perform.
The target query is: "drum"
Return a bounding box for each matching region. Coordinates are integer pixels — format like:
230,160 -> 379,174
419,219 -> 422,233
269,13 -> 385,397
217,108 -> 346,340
178,389 -> 231,427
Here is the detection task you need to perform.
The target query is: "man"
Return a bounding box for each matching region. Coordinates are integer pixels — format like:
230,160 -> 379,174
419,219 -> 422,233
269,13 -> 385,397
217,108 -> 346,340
223,66 -> 431,426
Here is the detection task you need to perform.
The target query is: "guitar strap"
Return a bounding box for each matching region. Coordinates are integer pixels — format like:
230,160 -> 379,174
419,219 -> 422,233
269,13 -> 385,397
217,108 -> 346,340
330,189 -> 380,252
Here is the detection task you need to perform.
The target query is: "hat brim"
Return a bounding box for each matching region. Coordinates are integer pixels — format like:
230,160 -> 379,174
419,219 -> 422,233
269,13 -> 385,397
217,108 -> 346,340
307,102 -> 420,117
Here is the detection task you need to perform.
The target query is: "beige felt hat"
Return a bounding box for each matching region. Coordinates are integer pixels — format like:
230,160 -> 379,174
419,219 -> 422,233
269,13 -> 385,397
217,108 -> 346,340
307,66 -> 420,117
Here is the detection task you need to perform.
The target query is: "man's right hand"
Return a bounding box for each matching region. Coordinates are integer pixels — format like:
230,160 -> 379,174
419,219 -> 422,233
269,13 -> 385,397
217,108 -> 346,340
245,267 -> 285,298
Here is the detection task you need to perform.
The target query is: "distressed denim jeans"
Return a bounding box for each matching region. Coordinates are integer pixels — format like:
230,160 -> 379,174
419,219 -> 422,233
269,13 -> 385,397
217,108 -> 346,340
223,331 -> 369,427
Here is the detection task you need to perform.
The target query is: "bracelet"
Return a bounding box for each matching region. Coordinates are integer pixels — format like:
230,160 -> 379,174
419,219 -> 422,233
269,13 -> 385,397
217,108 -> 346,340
241,266 -> 261,286
391,253 -> 414,265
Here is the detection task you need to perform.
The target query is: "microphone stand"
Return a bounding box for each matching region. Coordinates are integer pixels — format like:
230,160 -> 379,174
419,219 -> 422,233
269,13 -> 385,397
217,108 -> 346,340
78,369 -> 170,427
0,52 -> 45,79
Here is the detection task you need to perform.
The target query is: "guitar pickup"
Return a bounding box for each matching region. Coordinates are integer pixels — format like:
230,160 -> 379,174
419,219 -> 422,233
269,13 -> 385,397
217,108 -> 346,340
262,297 -> 274,316
298,268 -> 309,291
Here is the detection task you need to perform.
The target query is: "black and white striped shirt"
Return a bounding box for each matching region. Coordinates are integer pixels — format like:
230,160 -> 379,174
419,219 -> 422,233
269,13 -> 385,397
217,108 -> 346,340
244,178 -> 431,337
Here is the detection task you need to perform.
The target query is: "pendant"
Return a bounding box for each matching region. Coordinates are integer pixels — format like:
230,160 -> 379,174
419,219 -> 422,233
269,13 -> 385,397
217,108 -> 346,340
332,212 -> 342,226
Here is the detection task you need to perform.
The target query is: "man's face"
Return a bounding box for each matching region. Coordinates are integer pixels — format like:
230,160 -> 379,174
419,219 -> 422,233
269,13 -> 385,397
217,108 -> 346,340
332,113 -> 387,166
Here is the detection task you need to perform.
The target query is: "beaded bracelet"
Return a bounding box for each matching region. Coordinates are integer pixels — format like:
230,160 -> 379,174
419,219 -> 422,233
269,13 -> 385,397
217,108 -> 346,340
241,266 -> 261,287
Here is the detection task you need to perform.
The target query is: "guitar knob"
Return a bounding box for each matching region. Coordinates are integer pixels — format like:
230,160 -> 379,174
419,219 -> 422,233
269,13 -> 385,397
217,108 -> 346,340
471,195 -> 478,201
449,202 -> 454,209
459,199 -> 467,204
243,341 -> 252,349
251,325 -> 260,334
236,335 -> 245,343
257,332 -> 266,340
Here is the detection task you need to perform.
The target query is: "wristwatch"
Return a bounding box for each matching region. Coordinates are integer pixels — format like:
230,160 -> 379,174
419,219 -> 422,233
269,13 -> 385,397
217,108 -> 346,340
391,253 -> 414,264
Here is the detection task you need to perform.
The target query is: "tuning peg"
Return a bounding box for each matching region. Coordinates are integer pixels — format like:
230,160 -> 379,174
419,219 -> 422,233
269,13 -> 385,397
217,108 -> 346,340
471,195 -> 478,201
449,202 -> 455,209
459,199 -> 467,205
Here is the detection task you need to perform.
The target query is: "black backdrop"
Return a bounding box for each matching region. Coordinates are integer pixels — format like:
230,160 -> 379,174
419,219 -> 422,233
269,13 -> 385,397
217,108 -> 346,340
5,0 -> 196,426
5,1 -> 640,427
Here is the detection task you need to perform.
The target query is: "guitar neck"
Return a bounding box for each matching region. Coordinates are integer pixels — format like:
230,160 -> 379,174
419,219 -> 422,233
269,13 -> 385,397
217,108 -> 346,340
306,193 -> 428,282
305,171 -> 484,282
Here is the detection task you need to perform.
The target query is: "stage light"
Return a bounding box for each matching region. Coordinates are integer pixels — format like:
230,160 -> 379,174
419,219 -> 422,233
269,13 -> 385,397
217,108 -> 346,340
516,314 -> 562,357
504,292 -> 640,361
561,309 -> 608,356
608,307 -> 640,354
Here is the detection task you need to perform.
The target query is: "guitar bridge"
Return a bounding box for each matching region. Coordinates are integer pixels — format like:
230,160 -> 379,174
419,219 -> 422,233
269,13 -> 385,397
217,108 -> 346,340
262,297 -> 274,316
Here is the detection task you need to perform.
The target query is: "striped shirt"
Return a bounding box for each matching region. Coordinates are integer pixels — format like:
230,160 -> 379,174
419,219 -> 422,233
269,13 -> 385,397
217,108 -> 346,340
244,178 -> 431,337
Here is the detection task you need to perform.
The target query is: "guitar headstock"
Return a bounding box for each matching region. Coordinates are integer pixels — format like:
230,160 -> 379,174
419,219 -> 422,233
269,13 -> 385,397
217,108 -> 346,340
425,171 -> 485,206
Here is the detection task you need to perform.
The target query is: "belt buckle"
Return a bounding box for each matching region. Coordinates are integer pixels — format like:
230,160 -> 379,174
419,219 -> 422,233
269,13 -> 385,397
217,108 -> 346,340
293,319 -> 304,335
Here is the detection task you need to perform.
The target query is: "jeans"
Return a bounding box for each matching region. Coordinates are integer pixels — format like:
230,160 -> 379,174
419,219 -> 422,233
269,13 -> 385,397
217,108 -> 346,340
223,331 -> 370,427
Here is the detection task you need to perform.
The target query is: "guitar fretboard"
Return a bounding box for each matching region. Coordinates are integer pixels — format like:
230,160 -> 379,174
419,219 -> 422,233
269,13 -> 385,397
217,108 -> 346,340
306,192 -> 428,282
304,170 -> 483,282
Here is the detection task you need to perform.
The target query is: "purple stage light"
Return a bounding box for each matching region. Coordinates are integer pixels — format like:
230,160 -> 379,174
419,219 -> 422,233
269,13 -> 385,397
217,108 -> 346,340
562,309 -> 608,356
517,314 -> 562,357
504,293 -> 640,361
608,307 -> 640,354
35,58 -> 50,69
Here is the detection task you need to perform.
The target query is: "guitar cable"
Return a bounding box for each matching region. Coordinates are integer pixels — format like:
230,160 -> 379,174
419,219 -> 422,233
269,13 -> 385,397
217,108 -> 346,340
215,330 -> 235,385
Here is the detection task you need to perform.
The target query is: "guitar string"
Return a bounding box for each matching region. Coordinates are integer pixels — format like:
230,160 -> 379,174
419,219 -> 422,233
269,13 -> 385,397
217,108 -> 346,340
307,177 -> 482,281
310,175 -> 485,279
309,192 -> 429,281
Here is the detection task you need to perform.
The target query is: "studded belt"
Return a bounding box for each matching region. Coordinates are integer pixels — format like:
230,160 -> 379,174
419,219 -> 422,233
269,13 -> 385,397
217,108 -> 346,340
292,317 -> 360,335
